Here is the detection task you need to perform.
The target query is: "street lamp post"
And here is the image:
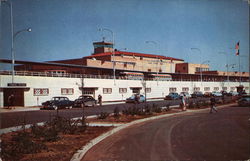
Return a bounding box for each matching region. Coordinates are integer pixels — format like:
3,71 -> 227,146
11,28 -> 32,83
200,60 -> 210,85
190,48 -> 203,81
2,0 -> 32,83
145,40 -> 159,85
99,28 -> 115,85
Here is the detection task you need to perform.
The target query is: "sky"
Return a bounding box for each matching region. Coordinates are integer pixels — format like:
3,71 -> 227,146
1,0 -> 249,72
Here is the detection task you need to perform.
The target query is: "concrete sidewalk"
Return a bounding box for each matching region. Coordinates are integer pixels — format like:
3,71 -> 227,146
0,106 -> 41,113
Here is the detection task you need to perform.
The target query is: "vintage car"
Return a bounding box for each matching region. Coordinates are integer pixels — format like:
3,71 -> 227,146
191,91 -> 203,98
126,94 -> 145,103
41,96 -> 74,110
164,92 -> 180,100
74,95 -> 97,107
211,91 -> 223,97
238,95 -> 250,107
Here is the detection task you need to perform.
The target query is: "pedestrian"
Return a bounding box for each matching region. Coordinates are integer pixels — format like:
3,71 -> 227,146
210,95 -> 218,113
134,94 -> 139,104
181,94 -> 187,111
222,93 -> 225,104
7,94 -> 15,109
98,94 -> 102,106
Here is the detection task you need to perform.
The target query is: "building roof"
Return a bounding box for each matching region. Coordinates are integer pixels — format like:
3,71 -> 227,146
84,51 -> 184,61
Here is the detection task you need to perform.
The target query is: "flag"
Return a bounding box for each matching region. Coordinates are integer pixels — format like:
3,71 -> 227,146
235,41 -> 240,56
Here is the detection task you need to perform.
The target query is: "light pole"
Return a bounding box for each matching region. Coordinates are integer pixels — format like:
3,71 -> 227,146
200,60 -> 210,85
98,28 -> 115,85
2,0 -> 32,83
226,63 -> 236,91
145,40 -> 159,85
191,48 -> 203,83
11,28 -> 32,83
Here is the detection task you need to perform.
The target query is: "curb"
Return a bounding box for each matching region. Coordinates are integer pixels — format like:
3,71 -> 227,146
70,103 -> 235,161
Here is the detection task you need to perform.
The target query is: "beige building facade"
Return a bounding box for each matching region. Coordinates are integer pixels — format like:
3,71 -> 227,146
84,41 -> 184,73
175,63 -> 210,74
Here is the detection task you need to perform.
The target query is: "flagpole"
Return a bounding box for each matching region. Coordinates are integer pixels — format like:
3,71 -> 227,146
239,55 -> 241,85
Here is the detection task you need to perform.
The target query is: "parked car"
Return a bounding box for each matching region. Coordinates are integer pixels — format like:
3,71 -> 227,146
204,92 -> 212,97
221,90 -> 228,96
180,92 -> 191,98
237,95 -> 250,107
74,95 -> 97,107
164,92 -> 180,100
191,91 -> 203,98
41,96 -> 74,110
211,91 -> 223,97
228,91 -> 239,96
126,94 -> 145,103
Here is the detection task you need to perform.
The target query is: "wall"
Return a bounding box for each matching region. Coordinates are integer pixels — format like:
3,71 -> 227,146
0,75 -> 248,107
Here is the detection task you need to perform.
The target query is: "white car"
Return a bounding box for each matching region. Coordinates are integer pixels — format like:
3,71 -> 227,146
229,91 -> 239,96
211,91 -> 222,97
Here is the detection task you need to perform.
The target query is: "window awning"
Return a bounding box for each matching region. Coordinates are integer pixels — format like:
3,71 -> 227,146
130,87 -> 142,89
79,87 -> 98,90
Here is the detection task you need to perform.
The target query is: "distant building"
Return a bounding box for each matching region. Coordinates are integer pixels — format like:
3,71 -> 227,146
175,63 -> 210,74
16,41 -> 184,75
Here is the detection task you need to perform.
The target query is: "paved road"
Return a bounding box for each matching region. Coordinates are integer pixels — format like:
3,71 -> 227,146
83,105 -> 250,161
0,97 -> 220,129
0,99 -> 177,129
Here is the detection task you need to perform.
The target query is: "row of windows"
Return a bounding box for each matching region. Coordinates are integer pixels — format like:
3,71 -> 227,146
170,87 -> 236,92
34,88 -> 74,96
104,88 -> 152,94
34,86 -> 239,96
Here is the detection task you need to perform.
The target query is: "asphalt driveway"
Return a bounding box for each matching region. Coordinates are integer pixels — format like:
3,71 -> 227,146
82,105 -> 250,161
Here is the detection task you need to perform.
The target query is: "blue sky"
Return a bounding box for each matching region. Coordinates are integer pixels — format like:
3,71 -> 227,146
1,0 -> 249,72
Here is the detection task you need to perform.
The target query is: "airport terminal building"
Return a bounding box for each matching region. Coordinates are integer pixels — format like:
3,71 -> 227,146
0,41 -> 249,107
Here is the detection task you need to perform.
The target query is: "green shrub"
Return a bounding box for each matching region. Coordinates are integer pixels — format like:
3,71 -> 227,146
152,103 -> 162,113
188,101 -> 194,109
165,103 -> 170,111
144,104 -> 152,115
195,102 -> 201,108
43,127 -> 60,142
113,107 -> 120,119
1,131 -> 47,160
98,112 -> 109,119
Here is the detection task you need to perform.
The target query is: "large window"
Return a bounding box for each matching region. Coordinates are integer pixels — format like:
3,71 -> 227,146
194,87 -> 200,91
222,87 -> 227,91
146,88 -> 151,93
204,87 -> 210,91
34,88 -> 49,96
169,88 -> 177,92
182,87 -> 189,92
214,87 -> 219,91
230,87 -> 236,91
61,88 -> 74,95
119,88 -> 127,93
103,88 -> 112,94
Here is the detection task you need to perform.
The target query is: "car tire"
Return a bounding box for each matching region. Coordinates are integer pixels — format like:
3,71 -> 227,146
53,105 -> 58,110
92,102 -> 96,107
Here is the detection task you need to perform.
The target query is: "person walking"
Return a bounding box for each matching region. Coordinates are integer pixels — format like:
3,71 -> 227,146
181,94 -> 187,111
98,94 -> 102,106
210,95 -> 218,113
7,94 -> 15,109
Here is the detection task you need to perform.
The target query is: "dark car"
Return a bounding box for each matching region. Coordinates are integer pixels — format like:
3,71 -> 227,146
41,96 -> 74,110
126,94 -> 145,103
74,95 -> 97,107
204,92 -> 212,97
191,91 -> 203,98
238,95 -> 250,107
164,92 -> 180,100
